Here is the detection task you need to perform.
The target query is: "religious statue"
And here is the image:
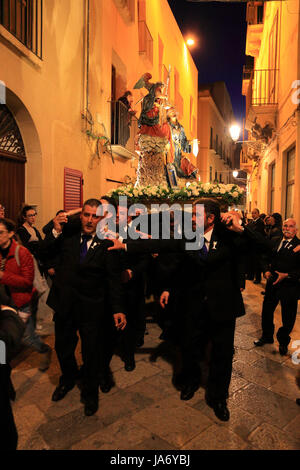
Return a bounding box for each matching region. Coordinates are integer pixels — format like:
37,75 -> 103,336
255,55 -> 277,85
167,108 -> 198,180
133,73 -> 171,187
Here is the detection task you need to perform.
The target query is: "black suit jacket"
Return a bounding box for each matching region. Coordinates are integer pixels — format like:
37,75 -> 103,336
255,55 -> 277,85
126,224 -> 246,323
261,235 -> 300,298
41,229 -> 124,317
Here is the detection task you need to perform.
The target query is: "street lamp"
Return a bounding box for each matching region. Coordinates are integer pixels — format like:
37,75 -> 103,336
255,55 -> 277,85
186,38 -> 195,47
232,170 -> 239,178
229,124 -> 241,142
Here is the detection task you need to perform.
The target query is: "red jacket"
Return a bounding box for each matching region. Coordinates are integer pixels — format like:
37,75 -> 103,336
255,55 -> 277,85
0,239 -> 35,308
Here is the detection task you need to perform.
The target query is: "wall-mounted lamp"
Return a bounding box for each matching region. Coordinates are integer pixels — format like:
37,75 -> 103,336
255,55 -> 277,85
229,124 -> 241,142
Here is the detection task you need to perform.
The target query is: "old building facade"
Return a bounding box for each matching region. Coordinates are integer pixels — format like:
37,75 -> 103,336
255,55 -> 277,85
197,81 -> 237,185
242,0 -> 300,222
0,0 -> 198,225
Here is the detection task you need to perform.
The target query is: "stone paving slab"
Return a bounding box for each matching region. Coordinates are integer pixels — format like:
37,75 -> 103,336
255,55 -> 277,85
247,422 -> 300,450
131,395 -> 213,448
230,383 -> 300,428
9,281 -> 300,450
182,424 -> 248,450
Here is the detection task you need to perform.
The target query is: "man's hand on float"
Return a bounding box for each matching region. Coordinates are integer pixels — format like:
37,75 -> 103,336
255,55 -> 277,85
107,238 -> 126,251
53,212 -> 68,233
221,212 -> 244,233
114,313 -> 127,330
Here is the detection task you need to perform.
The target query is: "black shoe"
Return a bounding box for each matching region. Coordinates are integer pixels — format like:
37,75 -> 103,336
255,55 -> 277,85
180,384 -> 199,401
81,396 -> 99,416
52,383 -> 75,402
99,375 -> 115,393
206,397 -> 230,422
254,337 -> 274,347
279,344 -> 288,356
136,337 -> 144,348
124,358 -> 136,372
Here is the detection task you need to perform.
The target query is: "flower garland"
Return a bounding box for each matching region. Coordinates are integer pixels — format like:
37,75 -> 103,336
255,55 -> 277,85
107,182 -> 245,205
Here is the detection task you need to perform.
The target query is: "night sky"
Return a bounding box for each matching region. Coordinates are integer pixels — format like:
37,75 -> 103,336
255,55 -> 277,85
167,0 -> 247,123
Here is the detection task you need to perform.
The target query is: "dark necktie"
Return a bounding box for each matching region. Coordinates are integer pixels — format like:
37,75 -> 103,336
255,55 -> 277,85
198,239 -> 208,260
80,234 -> 92,263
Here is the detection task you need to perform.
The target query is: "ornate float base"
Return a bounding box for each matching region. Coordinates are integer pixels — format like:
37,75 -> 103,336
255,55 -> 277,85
135,135 -> 169,187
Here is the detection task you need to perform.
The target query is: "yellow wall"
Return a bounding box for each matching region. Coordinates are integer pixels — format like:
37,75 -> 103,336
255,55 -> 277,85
244,0 -> 300,222
0,0 -> 198,227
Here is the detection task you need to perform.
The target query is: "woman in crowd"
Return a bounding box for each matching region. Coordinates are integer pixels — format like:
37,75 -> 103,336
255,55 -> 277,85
265,212 -> 283,240
0,218 -> 51,371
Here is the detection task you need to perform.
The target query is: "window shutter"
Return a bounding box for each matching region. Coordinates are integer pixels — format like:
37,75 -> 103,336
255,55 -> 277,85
64,168 -> 83,211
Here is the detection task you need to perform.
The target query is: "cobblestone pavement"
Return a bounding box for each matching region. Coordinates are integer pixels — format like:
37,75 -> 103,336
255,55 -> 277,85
11,281 -> 300,451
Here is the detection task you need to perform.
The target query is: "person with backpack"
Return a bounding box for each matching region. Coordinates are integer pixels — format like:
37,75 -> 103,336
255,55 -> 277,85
0,218 -> 51,371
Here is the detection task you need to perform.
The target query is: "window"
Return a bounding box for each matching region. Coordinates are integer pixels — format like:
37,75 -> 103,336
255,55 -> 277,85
285,147 -> 295,218
64,168 -> 83,212
0,0 -> 43,58
113,0 -> 135,23
210,128 -> 213,149
209,166 -> 212,182
268,12 -> 278,104
138,0 -> 153,64
215,134 -> 218,153
158,35 -> 164,81
269,163 -> 275,213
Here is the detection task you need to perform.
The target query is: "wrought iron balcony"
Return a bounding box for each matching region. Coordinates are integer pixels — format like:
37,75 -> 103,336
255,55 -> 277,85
245,68 -> 278,117
0,0 -> 43,58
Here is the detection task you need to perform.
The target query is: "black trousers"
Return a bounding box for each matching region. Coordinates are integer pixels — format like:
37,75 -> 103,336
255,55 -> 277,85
54,302 -> 111,399
180,301 -> 236,402
119,282 -> 146,358
261,283 -> 298,346
0,369 -> 18,451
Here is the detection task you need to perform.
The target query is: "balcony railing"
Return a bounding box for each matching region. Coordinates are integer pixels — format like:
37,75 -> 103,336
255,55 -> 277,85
138,20 -> 153,64
246,2 -> 264,25
246,69 -> 278,116
0,0 -> 43,58
110,100 -> 138,156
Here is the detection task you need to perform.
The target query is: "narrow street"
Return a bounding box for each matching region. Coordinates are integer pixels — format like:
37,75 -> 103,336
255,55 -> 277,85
11,281 -> 300,451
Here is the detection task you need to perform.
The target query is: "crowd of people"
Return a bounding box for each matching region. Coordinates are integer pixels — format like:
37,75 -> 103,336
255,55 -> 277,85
0,199 -> 299,450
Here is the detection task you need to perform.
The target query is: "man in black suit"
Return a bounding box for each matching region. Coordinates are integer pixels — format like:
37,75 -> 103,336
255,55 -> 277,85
42,199 -> 126,416
247,208 -> 266,284
254,218 -> 300,355
115,204 -> 149,370
108,200 -> 246,421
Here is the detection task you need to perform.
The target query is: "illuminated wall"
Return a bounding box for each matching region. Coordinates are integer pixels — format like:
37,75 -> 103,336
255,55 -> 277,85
0,0 -> 198,226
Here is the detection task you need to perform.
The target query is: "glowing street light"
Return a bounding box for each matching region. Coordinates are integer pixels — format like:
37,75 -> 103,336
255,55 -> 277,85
229,124 -> 241,142
232,170 -> 239,178
186,38 -> 195,47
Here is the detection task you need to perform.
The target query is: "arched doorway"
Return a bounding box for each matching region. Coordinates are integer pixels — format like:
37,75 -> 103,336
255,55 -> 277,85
0,104 -> 26,222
